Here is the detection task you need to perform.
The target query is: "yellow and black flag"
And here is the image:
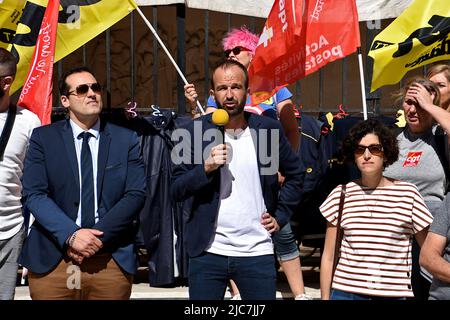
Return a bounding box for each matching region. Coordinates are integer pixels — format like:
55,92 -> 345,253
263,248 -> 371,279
0,0 -> 26,49
5,0 -> 138,94
368,0 -> 450,92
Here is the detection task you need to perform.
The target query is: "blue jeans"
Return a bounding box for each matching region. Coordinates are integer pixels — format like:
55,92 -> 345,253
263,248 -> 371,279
188,252 -> 276,300
331,289 -> 407,300
272,222 -> 300,261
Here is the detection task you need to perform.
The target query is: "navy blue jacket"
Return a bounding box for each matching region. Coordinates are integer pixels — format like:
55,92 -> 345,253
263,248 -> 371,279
170,112 -> 305,258
20,119 -> 146,274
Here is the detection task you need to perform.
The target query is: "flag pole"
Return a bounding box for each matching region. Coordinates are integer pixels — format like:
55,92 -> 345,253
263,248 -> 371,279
357,47 -> 368,120
135,6 -> 205,115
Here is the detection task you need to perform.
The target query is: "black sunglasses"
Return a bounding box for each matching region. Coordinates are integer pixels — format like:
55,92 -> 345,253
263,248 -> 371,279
68,82 -> 102,96
224,46 -> 250,57
354,144 -> 384,156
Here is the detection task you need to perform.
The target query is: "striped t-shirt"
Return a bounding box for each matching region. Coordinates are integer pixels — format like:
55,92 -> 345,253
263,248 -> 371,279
320,181 -> 433,298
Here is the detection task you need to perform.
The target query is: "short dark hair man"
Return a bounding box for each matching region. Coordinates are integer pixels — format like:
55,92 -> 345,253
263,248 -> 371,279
20,66 -> 146,300
171,59 -> 305,300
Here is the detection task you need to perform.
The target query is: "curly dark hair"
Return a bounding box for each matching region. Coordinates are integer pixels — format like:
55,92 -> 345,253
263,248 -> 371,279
342,119 -> 399,167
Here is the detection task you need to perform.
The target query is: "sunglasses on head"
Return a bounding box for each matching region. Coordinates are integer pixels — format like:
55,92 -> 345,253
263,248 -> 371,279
68,82 -> 102,96
354,144 -> 384,156
224,46 -> 250,57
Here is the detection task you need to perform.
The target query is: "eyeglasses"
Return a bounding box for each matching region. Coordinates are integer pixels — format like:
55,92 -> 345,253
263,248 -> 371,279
354,144 -> 384,157
68,83 -> 102,97
224,46 -> 250,57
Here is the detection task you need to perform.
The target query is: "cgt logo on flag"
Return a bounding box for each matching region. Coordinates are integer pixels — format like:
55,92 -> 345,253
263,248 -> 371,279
403,151 -> 422,167
368,0 -> 450,92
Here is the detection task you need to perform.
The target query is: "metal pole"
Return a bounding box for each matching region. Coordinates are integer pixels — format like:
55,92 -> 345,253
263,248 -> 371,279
152,7 -> 158,106
135,6 -> 205,114
82,45 -> 87,66
295,81 -> 301,108
357,48 -> 368,120
204,10 -> 209,107
366,23 -> 381,116
176,4 -> 186,115
106,29 -> 111,109
319,69 -> 323,114
57,61 -> 62,109
342,57 -> 348,108
130,10 -> 136,104
249,17 -> 255,33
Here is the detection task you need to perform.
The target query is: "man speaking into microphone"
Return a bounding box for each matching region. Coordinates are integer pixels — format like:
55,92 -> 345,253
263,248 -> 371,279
171,59 -> 305,300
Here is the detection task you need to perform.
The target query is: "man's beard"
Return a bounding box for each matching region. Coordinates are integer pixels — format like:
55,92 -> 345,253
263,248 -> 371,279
0,87 -> 5,99
216,98 -> 246,117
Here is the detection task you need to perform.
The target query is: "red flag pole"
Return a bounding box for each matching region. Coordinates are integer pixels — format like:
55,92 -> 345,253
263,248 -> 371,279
18,0 -> 60,125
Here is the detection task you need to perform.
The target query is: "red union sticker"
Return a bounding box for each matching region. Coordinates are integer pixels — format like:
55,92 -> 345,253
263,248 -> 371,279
403,151 -> 423,167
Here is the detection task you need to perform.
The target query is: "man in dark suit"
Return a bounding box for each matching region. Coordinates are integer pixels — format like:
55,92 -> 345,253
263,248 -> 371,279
20,67 -> 146,300
171,59 -> 305,300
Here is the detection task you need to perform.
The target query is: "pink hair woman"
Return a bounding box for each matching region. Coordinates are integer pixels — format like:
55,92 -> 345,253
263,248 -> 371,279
184,27 -> 300,152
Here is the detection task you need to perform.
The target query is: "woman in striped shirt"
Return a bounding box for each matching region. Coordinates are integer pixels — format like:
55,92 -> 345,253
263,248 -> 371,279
320,119 -> 433,300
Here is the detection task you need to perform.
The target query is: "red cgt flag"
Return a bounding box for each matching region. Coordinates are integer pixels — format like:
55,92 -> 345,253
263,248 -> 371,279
248,0 -> 361,104
17,0 -> 60,125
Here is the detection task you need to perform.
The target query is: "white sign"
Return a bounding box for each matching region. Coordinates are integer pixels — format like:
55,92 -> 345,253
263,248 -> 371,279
135,0 -> 414,21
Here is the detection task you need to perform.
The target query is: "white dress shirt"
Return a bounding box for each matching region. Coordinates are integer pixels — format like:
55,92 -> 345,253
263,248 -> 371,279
70,119 -> 100,227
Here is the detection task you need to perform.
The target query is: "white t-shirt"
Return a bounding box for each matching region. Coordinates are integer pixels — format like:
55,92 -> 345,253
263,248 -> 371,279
206,127 -> 274,257
0,106 -> 40,240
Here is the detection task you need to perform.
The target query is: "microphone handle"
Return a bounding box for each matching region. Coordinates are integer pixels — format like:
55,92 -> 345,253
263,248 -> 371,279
218,126 -> 225,169
218,125 -> 225,145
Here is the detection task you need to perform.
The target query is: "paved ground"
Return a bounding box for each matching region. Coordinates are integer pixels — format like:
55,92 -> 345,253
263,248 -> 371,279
14,246 -> 321,300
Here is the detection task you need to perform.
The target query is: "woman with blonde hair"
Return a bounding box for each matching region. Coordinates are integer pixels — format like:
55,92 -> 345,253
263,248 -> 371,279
427,63 -> 450,111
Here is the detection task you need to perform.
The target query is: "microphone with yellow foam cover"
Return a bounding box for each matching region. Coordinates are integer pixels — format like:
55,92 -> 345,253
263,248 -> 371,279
211,109 -> 229,127
212,109 -> 229,146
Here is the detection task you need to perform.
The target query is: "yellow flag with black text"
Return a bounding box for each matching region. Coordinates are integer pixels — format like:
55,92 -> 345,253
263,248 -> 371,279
0,0 -> 26,48
8,0 -> 138,94
368,0 -> 450,92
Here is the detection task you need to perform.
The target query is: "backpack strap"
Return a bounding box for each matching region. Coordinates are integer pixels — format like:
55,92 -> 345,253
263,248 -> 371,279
0,104 -> 17,161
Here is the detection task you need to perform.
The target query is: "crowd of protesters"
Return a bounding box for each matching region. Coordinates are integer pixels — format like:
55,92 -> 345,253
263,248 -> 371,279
1,25 -> 450,300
